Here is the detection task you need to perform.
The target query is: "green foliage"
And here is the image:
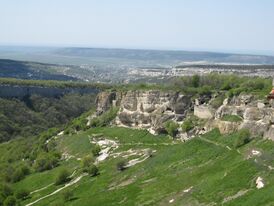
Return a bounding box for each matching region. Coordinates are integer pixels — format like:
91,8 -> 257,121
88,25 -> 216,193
10,165 -> 30,183
0,77 -> 108,90
81,156 -> 99,176
85,164 -> 99,177
55,169 -> 70,185
177,74 -> 272,97
3,196 -> 17,206
61,190 -> 74,202
164,120 -> 179,137
34,152 -> 60,172
210,94 -> 225,109
234,129 -> 251,148
116,160 -> 127,171
91,145 -> 101,157
90,107 -> 119,127
181,119 -> 194,132
15,189 -> 29,200
0,184 -> 13,199
81,155 -> 94,168
0,93 -> 96,143
221,115 -> 242,122
191,75 -> 200,88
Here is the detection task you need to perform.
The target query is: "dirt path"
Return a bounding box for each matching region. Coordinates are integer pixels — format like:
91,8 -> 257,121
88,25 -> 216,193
199,137 -> 231,151
25,174 -> 87,206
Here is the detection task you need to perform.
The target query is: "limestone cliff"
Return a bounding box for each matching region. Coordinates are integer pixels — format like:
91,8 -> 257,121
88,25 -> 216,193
95,90 -> 192,134
94,91 -> 274,141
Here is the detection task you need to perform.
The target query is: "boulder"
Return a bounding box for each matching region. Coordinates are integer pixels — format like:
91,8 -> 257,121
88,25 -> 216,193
194,105 -> 214,119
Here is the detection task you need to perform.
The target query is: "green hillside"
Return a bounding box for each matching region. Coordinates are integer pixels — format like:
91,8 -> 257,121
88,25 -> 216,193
2,126 -> 273,206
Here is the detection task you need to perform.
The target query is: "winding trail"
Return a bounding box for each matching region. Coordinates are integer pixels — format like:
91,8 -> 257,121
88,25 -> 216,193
198,137 -> 232,151
25,174 -> 87,206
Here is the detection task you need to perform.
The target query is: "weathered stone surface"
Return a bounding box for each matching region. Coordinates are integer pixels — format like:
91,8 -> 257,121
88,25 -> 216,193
213,120 -> 239,134
243,107 -> 265,121
264,125 -> 274,140
95,90 -> 192,133
194,105 -> 215,119
94,91 -> 274,140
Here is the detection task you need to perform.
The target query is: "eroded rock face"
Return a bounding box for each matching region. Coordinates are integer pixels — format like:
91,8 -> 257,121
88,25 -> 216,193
95,90 -> 192,133
215,95 -> 274,138
194,105 -> 215,119
94,91 -> 274,141
212,120 -> 240,134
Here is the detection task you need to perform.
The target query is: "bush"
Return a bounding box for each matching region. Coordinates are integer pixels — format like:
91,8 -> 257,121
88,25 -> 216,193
55,169 -> 70,185
116,160 -> 126,171
91,145 -> 101,157
234,129 -> 250,148
34,152 -> 60,172
11,165 -> 30,183
0,184 -> 13,199
15,189 -> 29,200
181,119 -> 194,133
164,120 -> 179,137
3,196 -> 16,206
62,190 -> 73,202
210,95 -> 225,109
90,107 -> 119,127
86,164 -> 99,177
81,155 -> 94,168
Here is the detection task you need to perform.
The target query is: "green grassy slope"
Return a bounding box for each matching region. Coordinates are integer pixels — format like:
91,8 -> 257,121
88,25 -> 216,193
12,127 -> 274,206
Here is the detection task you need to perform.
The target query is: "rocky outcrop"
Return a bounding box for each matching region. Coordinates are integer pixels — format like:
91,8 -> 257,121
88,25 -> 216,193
194,105 -> 215,119
94,91 -> 274,141
95,90 -> 192,134
214,96 -> 273,139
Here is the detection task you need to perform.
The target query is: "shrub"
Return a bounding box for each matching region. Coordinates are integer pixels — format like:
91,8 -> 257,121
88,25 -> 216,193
234,129 -> 250,148
11,165 -> 30,183
34,152 -> 60,172
164,120 -> 179,137
86,164 -> 99,177
191,75 -> 200,88
116,160 -> 126,171
81,155 -> 94,168
3,196 -> 16,206
90,107 -> 119,127
181,119 -> 194,133
62,190 -> 73,202
0,184 -> 13,199
15,189 -> 29,200
55,169 -> 70,185
210,95 -> 225,109
91,145 -> 101,157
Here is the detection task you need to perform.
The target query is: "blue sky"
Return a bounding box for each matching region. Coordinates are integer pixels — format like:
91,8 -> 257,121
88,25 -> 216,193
1,0 -> 274,55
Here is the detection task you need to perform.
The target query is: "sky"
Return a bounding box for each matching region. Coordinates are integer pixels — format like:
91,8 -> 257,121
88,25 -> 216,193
1,0 -> 274,55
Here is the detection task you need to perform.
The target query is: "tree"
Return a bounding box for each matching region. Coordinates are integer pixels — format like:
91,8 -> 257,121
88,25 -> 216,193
86,164 -> 99,177
91,145 -> 101,157
55,169 -> 70,185
81,155 -> 94,168
116,160 -> 126,171
15,189 -> 29,200
191,75 -> 200,88
62,190 -> 73,202
181,119 -> 194,133
3,196 -> 16,206
164,120 -> 179,137
234,129 -> 250,148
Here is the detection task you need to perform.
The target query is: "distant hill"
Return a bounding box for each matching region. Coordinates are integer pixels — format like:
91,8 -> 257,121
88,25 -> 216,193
0,59 -> 77,80
56,47 -> 274,64
0,46 -> 274,66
